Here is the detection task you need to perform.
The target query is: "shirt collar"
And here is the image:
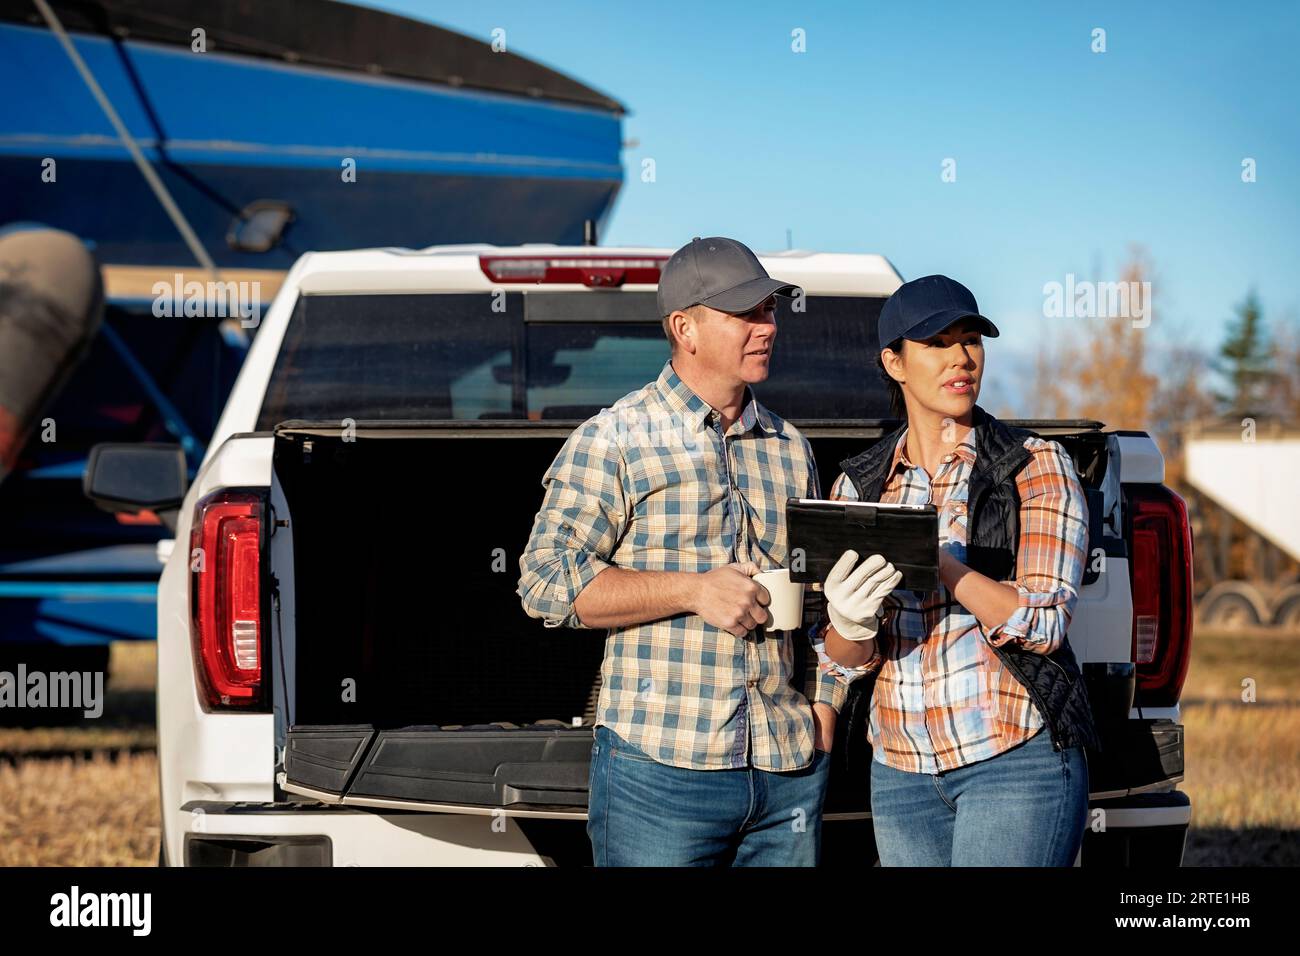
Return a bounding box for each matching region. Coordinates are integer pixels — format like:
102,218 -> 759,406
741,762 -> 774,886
654,360 -> 775,436
890,422 -> 977,473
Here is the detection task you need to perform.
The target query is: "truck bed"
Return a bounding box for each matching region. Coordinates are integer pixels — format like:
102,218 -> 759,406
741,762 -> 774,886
271,418 -> 1123,814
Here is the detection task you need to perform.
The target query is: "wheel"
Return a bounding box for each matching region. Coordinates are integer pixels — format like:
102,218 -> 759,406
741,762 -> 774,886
1198,582 -> 1267,629
1202,593 -> 1260,627
1270,586 -> 1300,630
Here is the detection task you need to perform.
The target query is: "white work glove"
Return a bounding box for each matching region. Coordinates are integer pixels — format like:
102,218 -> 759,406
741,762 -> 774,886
823,550 -> 903,641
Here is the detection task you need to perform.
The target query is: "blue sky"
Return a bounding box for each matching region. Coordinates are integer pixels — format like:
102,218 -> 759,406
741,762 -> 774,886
374,0 -> 1299,409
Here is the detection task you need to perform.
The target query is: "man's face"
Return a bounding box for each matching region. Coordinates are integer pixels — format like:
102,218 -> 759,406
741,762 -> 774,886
684,295 -> 778,386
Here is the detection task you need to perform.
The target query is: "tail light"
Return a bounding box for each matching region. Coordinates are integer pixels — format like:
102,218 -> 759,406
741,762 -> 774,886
1127,484 -> 1194,707
479,255 -> 666,287
190,489 -> 266,710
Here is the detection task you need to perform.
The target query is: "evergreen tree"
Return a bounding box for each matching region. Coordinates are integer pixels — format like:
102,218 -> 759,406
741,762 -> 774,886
1213,290 -> 1275,416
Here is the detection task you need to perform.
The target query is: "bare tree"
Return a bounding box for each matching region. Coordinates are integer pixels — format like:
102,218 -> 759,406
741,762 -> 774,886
1149,344 -> 1217,493
1262,309 -> 1300,423
1030,244 -> 1158,430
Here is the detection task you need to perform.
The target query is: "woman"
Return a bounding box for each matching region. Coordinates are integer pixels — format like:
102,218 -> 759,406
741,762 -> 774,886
811,274 -> 1100,866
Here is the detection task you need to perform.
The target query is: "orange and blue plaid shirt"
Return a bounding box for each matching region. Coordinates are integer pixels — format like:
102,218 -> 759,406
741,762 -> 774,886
518,359 -> 845,771
811,424 -> 1090,774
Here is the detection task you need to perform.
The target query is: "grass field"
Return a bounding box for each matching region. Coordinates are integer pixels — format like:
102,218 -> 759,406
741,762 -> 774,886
1,632 -> 1297,866
0,642 -> 158,867
1177,628 -> 1300,865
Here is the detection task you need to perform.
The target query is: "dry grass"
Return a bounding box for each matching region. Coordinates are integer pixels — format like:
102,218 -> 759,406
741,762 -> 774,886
0,636 -> 1296,866
1183,625 -> 1300,702
106,640 -> 158,690
1182,703 -> 1300,828
0,751 -> 159,866
1176,628 -> 1300,865
0,642 -> 160,866
1181,703 -> 1300,865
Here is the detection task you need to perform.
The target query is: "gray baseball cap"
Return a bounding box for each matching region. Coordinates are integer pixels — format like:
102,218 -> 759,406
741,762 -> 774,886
657,236 -> 801,317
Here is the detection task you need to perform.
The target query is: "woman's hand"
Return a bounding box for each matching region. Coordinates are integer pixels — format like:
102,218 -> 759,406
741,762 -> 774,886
824,549 -> 902,641
811,702 -> 836,753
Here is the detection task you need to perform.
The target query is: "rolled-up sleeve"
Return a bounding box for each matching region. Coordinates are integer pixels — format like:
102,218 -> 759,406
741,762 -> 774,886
979,439 -> 1090,655
517,411 -> 627,630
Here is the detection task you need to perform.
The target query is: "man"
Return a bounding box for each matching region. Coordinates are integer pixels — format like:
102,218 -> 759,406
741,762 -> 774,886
517,236 -> 891,866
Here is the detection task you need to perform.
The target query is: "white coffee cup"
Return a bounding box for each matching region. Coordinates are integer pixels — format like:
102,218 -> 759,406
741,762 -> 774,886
752,568 -> 805,632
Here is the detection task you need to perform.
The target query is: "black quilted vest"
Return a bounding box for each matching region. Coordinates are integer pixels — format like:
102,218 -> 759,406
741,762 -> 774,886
835,403 -> 1102,765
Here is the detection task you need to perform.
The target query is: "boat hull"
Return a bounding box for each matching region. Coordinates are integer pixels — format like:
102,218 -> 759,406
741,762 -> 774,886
0,20 -> 624,267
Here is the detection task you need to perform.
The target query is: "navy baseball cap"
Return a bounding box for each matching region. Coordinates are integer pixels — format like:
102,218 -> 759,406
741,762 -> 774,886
657,237 -> 801,317
877,275 -> 1000,349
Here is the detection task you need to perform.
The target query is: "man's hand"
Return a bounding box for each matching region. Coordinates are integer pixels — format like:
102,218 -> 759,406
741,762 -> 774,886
691,561 -> 771,637
811,702 -> 836,753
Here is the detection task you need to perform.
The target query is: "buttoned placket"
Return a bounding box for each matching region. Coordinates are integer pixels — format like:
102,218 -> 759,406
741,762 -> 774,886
914,449 -> 967,774
896,457 -> 945,773
711,408 -> 755,768
935,453 -> 968,536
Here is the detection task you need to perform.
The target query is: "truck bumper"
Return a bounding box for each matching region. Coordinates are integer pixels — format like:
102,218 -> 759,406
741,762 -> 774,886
175,800 -> 567,866
175,791 -> 1191,867
1080,790 -> 1191,866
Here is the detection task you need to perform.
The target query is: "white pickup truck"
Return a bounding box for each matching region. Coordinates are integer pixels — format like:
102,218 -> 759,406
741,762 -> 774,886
84,244 -> 1194,866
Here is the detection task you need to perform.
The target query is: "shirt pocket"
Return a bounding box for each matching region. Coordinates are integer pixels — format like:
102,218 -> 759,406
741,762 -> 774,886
744,461 -> 807,563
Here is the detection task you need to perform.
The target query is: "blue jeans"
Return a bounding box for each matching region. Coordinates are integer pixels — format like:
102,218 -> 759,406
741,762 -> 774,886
869,727 -> 1089,866
587,723 -> 831,866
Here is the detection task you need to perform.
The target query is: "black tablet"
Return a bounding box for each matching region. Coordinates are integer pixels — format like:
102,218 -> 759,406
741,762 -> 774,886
785,497 -> 940,592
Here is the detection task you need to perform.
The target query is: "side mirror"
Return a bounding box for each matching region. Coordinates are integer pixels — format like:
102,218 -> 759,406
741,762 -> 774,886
83,443 -> 188,530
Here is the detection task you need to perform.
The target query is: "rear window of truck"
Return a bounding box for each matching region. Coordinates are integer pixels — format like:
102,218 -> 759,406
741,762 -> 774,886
255,291 -> 888,427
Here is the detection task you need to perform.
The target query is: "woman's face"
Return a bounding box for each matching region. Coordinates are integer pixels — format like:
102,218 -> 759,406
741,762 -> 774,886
885,317 -> 985,420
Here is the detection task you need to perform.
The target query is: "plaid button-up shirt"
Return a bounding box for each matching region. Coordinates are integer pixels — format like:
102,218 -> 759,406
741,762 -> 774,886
518,359 -> 845,771
812,424 -> 1090,774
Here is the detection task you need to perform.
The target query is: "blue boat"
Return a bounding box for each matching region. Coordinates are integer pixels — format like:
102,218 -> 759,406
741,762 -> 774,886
0,0 -> 626,670
0,0 -> 625,267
